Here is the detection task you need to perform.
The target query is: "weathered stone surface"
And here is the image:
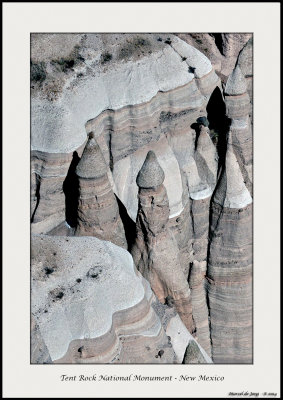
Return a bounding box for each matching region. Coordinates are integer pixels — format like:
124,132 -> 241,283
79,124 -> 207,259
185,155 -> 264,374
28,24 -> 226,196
31,315 -> 52,364
189,260 -> 211,356
166,314 -> 212,364
31,145 -> 84,234
183,339 -> 207,364
75,136 -> 127,248
176,33 -> 252,79
31,234 -> 176,363
136,151 -> 165,189
31,34 -> 219,154
225,65 -> 247,96
31,33 -> 220,224
207,140 -> 253,362
75,133 -> 107,179
151,299 -> 212,364
30,33 -> 253,364
224,63 -> 253,196
132,152 -> 194,333
237,37 -> 253,106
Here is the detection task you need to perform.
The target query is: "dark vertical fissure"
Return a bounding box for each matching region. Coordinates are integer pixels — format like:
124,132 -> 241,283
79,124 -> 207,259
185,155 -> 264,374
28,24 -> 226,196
63,151 -> 80,228
210,33 -> 224,56
115,195 -> 136,252
206,86 -> 230,175
31,173 -> 41,223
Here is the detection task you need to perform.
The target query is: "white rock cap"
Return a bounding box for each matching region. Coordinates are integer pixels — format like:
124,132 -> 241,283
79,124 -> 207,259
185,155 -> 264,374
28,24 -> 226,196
225,65 -> 247,96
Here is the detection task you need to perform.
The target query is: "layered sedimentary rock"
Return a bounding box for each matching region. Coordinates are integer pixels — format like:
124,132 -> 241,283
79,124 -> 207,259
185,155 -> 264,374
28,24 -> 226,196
31,148 -> 83,234
236,37 -> 253,121
31,234 -> 176,364
166,121 -> 218,281
207,143 -> 253,363
188,260 -> 211,356
183,339 -> 207,364
75,133 -> 127,248
31,33 -> 220,235
131,151 -> 194,333
177,33 -> 252,79
153,304 -> 212,364
30,33 -> 253,364
191,125 -> 218,260
224,64 -> 253,195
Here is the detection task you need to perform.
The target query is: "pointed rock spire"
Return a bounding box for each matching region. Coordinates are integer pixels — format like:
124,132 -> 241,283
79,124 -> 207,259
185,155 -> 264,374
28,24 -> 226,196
214,145 -> 252,208
136,151 -> 165,189
76,133 -> 107,179
225,65 -> 247,96
196,125 -> 213,151
183,340 -> 207,364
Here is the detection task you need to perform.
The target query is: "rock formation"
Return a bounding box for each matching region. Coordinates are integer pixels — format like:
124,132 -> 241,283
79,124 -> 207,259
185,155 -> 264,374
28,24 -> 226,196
132,151 -> 194,333
207,144 -> 252,363
30,33 -> 253,364
183,339 -> 207,364
155,305 -> 212,364
204,63 -> 253,363
188,260 -> 211,356
31,150 -> 82,234
176,33 -> 252,79
237,37 -> 253,111
75,133 -> 127,248
31,234 -> 177,363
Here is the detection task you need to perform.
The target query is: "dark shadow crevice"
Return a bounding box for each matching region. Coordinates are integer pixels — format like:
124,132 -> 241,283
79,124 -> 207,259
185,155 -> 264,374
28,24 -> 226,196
31,174 -> 41,223
115,195 -> 136,252
63,151 -> 80,228
206,86 -> 231,174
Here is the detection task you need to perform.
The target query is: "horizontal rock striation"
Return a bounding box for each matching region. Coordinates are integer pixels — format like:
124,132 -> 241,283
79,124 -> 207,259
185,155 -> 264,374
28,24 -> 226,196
189,260 -> 211,356
224,64 -> 253,196
31,34 -> 220,226
176,33 -> 252,80
31,234 -> 176,363
86,77 -> 220,221
31,148 -> 84,234
132,152 -> 195,333
75,134 -> 127,248
237,37 -> 253,111
30,33 -> 253,364
207,140 -> 253,363
207,61 -> 253,364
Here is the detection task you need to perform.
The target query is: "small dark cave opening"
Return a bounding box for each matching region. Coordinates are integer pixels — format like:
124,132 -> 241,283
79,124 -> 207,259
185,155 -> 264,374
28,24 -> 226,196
63,151 -> 80,228
115,195 -> 137,252
206,86 -> 231,173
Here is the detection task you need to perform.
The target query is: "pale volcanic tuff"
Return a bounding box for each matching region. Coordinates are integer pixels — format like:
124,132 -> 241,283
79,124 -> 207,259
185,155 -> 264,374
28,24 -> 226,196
31,33 -> 253,364
206,63 -> 253,363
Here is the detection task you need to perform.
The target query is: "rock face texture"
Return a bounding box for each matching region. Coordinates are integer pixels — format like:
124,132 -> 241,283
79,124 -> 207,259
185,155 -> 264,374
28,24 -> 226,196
132,151 -> 194,333
176,33 -> 252,80
188,260 -> 211,356
31,234 -> 177,363
75,133 -> 127,248
205,62 -> 253,364
183,339 -> 207,364
31,33 -> 253,364
31,33 -> 221,229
